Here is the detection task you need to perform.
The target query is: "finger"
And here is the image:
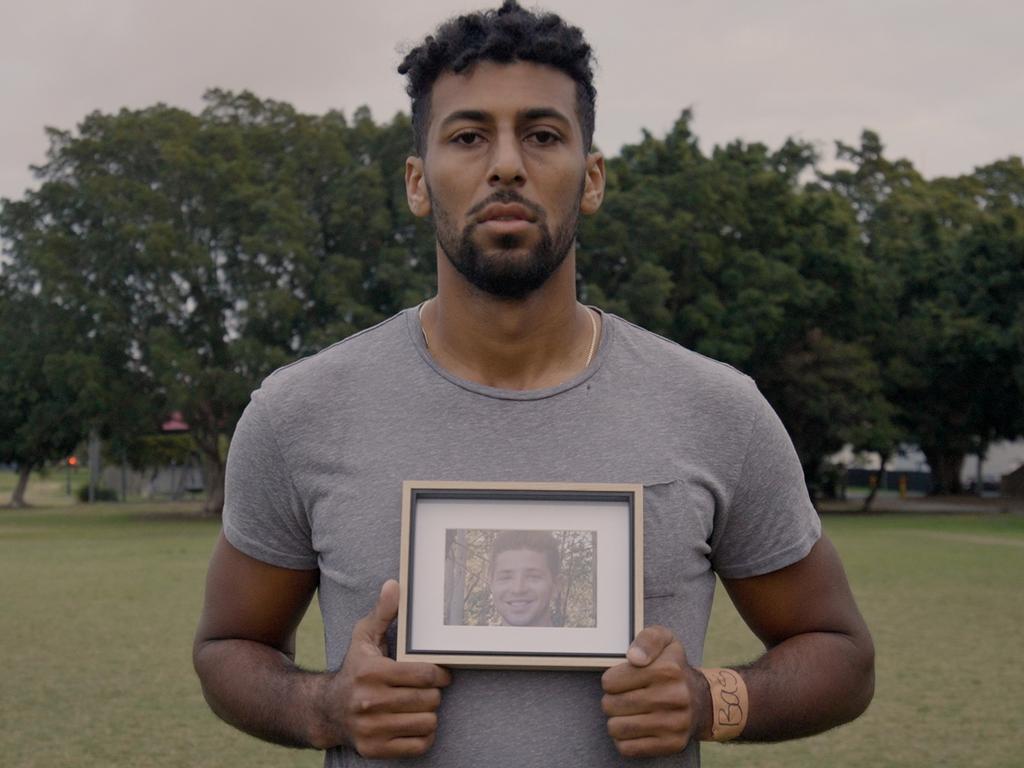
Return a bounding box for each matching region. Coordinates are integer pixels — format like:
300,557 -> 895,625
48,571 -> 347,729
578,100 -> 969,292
602,652 -> 689,695
349,712 -> 438,752
611,734 -> 688,760
353,686 -> 443,715
602,684 -> 690,717
601,660 -> 665,694
366,711 -> 438,739
627,625 -> 680,667
355,729 -> 436,759
351,580 -> 400,650
606,710 -> 691,742
377,660 -> 452,689
381,733 -> 437,758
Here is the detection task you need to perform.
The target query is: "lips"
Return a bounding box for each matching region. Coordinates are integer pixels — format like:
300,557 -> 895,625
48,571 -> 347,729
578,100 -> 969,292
501,598 -> 536,613
477,203 -> 536,223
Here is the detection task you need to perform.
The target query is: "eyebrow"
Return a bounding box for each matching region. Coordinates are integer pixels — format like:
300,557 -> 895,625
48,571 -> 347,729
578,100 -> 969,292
520,107 -> 571,125
439,109 -> 489,129
438,107 -> 573,131
494,567 -> 548,576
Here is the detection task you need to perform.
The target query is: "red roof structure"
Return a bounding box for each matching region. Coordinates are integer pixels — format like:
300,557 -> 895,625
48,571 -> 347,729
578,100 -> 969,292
161,411 -> 190,432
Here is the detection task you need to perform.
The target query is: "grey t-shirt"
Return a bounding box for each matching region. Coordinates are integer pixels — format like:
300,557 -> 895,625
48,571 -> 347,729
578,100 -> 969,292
223,307 -> 820,768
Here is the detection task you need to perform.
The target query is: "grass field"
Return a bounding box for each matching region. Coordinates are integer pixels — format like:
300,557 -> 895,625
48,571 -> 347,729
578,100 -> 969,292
2,471 -> 1022,767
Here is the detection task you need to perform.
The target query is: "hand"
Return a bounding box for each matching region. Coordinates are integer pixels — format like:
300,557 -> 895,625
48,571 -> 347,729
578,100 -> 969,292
318,580 -> 452,758
600,625 -> 708,758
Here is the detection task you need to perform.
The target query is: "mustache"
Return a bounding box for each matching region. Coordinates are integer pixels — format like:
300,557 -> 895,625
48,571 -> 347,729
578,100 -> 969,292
466,191 -> 545,222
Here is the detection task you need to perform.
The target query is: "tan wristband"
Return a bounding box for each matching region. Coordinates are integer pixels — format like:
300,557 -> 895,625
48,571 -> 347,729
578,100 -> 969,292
698,668 -> 749,742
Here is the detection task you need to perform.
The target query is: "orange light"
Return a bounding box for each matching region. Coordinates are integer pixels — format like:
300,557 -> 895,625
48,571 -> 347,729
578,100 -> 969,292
67,456 -> 78,466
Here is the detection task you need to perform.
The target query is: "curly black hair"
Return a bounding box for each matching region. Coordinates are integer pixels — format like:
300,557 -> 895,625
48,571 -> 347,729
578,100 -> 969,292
397,0 -> 596,156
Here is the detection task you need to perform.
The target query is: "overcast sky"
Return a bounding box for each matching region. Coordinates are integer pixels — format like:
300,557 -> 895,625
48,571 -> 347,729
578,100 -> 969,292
1,0 -> 1022,202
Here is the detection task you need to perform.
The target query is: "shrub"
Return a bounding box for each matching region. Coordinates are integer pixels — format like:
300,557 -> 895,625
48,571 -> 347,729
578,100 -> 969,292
76,485 -> 119,502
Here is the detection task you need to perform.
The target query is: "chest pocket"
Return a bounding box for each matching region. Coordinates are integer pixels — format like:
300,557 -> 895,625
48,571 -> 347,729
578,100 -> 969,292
641,478 -> 715,601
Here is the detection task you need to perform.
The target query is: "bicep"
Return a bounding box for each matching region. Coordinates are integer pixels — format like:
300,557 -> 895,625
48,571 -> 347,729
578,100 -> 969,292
195,532 -> 319,657
721,533 -> 870,649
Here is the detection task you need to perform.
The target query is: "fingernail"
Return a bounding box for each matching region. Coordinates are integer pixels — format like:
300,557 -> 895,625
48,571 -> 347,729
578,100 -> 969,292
628,646 -> 647,664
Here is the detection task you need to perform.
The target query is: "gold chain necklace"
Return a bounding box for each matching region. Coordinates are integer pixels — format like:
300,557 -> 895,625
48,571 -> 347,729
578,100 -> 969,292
582,304 -> 598,368
418,301 -> 599,369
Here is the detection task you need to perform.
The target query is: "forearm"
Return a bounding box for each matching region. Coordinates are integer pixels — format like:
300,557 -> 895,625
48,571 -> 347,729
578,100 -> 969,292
727,629 -> 875,742
193,638 -> 337,750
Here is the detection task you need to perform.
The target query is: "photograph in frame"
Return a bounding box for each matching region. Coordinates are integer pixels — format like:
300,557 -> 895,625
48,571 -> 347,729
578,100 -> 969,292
398,481 -> 643,670
443,528 -> 597,629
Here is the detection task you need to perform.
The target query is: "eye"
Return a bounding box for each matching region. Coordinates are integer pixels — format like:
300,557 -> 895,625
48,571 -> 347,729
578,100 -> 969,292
527,129 -> 561,146
452,131 -> 484,146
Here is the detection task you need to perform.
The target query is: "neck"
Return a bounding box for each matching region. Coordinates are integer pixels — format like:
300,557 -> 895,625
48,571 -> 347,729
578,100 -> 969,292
422,249 -> 599,390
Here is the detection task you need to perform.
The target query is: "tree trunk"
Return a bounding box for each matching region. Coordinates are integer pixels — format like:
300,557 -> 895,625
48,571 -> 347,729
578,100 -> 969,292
923,449 -> 965,495
191,411 -> 225,515
802,458 -> 820,506
201,452 -> 225,516
9,464 -> 33,508
120,448 -> 128,503
446,530 -> 466,625
87,426 -> 101,503
861,453 -> 887,513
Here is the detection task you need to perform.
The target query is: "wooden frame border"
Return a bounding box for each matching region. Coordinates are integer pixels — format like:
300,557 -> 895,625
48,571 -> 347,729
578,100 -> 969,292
397,480 -> 643,670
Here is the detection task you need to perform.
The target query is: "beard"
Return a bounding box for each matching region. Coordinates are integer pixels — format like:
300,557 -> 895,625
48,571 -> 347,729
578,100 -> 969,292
431,186 -> 583,300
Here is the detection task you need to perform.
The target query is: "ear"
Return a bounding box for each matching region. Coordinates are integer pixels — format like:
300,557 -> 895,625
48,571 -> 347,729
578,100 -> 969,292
580,151 -> 606,215
405,156 -> 431,218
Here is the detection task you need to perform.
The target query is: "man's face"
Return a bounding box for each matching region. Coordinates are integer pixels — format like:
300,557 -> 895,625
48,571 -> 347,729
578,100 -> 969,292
406,60 -> 604,299
490,548 -> 560,626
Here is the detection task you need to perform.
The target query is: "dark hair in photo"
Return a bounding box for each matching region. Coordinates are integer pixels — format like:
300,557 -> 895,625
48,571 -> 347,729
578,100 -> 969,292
490,529 -> 561,577
397,0 -> 597,156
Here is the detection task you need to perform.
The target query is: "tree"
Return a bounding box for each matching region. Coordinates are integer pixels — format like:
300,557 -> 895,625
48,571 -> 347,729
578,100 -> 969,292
5,97 -> 1018,506
823,135 -> 1024,493
757,329 -> 895,500
0,275 -> 84,506
581,114 -> 893,493
2,92 -> 437,513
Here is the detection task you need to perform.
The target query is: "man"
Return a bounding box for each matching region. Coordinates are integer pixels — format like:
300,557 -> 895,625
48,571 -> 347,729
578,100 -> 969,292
193,2 -> 874,766
488,530 -> 564,627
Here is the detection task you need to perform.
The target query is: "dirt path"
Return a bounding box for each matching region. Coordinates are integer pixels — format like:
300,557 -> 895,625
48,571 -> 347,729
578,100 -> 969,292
911,530 -> 1024,548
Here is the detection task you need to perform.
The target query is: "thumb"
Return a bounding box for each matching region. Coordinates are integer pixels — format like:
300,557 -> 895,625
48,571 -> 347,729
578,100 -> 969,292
353,579 -> 400,652
627,625 -> 684,667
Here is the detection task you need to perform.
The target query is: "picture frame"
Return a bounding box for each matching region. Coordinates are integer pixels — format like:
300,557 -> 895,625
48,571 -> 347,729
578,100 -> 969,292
397,480 -> 643,670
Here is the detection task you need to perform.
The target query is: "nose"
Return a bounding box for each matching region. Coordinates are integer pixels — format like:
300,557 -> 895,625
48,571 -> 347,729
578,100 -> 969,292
488,130 -> 526,187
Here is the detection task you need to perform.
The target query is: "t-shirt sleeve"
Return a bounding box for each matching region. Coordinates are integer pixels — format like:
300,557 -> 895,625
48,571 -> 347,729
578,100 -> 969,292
709,389 -> 821,579
222,391 -> 319,570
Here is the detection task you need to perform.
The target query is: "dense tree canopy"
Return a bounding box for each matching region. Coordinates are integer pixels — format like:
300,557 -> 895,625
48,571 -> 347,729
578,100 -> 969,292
1,92 -> 436,511
822,136 -> 1024,492
1,94 -> 1021,507
580,115 -> 897,494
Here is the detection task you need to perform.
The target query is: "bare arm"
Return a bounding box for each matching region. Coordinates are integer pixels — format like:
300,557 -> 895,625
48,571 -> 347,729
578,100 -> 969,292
193,533 -> 451,756
721,532 -> 875,741
601,533 -> 874,756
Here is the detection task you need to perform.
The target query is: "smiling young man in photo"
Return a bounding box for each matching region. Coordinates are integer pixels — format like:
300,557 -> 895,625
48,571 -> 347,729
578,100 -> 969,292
194,2 -> 874,766
488,530 -> 564,627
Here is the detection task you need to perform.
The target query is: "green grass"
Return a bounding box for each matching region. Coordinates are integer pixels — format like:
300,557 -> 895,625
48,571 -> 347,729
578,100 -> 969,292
1,486 -> 325,768
702,514 -> 1024,768
3,470 -> 1023,767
